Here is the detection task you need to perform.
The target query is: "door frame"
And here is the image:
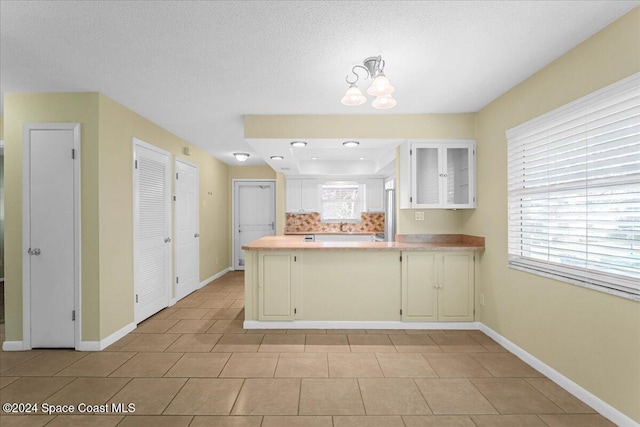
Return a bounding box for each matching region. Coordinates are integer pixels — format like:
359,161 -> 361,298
22,123 -> 81,350
231,179 -> 276,271
173,157 -> 199,303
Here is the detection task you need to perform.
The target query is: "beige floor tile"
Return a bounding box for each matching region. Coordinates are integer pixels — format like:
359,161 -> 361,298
109,352 -> 183,377
328,353 -> 383,378
305,334 -> 351,353
259,334 -> 305,353
262,416 -> 332,427
470,378 -> 563,414
120,334 -> 181,352
414,378 -> 497,415
44,415 -> 124,427
168,308 -> 211,320
173,298 -> 208,309
55,352 -> 135,376
190,416 -> 263,426
365,329 -> 407,334
0,415 -> 55,426
2,351 -> 88,376
404,330 -> 433,335
538,414 -> 617,426
275,353 -> 329,378
165,334 -> 222,352
103,334 -> 139,351
471,414 -> 548,426
299,378 -> 365,415
440,345 -> 488,353
334,415 -> 405,427
0,351 -> 42,373
246,329 -> 286,334
375,353 -> 437,378
0,377 -> 75,404
465,331 -> 497,345
230,300 -> 245,309
166,320 -> 215,334
164,378 -> 243,415
286,329 -> 327,334
108,377 -> 187,415
231,378 -> 301,415
212,334 -> 263,353
198,299 -> 233,309
0,376 -> 20,389
220,353 -> 278,378
149,308 -> 179,320
348,334 -> 397,353
165,353 -> 231,377
326,329 -> 366,334
428,331 -> 477,345
423,353 -> 492,378
46,377 -> 131,406
203,308 -> 243,320
470,353 -> 543,377
359,378 -> 432,415
389,334 -> 439,353
525,378 -> 594,413
403,415 -> 477,426
117,415 -> 193,426
207,320 -> 247,334
482,344 -> 509,352
136,318 -> 180,334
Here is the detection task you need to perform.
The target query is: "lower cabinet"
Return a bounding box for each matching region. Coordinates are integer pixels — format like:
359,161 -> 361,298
258,251 -> 298,320
401,252 -> 474,322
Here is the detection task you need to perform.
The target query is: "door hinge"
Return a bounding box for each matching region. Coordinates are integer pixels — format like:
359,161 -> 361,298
294,308 -> 297,314
71,149 -> 75,159
135,294 -> 139,303
134,160 -> 138,169
400,255 -> 402,262
173,195 -> 176,201
294,256 -> 297,262
176,173 -> 179,180
400,309 -> 403,315
72,310 -> 75,321
176,276 -> 179,284
409,196 -> 412,203
410,149 -> 412,155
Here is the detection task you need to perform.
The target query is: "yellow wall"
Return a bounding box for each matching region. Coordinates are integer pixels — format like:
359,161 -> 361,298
462,8 -> 640,422
3,92 -> 230,342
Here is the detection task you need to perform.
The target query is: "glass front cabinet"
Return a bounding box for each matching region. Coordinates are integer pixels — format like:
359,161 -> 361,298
400,140 -> 476,209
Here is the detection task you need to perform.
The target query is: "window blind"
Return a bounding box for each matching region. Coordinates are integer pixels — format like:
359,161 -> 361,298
506,73 -> 640,300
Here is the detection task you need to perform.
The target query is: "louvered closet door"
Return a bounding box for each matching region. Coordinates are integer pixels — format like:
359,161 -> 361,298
133,139 -> 172,323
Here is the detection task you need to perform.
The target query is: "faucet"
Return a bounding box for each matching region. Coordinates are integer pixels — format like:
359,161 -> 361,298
339,222 -> 346,232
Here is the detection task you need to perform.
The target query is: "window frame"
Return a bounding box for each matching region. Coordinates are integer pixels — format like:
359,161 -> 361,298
319,181 -> 363,223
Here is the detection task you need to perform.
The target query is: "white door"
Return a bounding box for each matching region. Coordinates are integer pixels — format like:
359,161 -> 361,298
25,125 -> 79,348
133,139 -> 172,323
234,181 -> 275,270
174,159 -> 199,301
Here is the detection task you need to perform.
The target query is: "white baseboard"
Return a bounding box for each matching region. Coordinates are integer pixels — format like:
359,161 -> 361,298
244,320 -> 481,330
2,341 -> 25,351
478,324 -> 638,427
77,322 -> 136,352
199,267 -> 231,289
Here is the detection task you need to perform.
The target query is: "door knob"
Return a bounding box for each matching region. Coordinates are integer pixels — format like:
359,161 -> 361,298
28,248 -> 41,256
194,233 -> 200,238
164,237 -> 172,243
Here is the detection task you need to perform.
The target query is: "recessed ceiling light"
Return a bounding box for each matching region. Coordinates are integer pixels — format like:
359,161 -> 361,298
233,153 -> 250,162
311,157 -> 318,160
270,155 -> 284,160
343,141 -> 359,147
290,141 -> 307,148
359,157 -> 365,160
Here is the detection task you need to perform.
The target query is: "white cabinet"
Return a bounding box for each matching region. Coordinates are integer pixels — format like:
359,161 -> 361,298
314,234 -> 375,242
401,252 -> 474,321
399,140 -> 475,209
364,179 -> 384,212
286,179 -> 318,213
258,251 -> 299,320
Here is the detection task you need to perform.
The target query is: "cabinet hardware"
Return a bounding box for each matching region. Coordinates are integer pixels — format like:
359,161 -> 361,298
71,149 -> 75,159
294,256 -> 297,262
173,196 -> 176,201
176,276 -> 179,284
294,308 -> 297,314
400,309 -> 403,315
135,294 -> 138,303
400,255 -> 402,262
72,310 -> 75,321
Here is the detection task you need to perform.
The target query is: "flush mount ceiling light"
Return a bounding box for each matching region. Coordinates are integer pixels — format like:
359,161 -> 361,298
270,155 -> 284,160
342,141 -> 360,147
341,55 -> 396,110
233,153 -> 250,162
311,156 -> 318,160
290,141 -> 307,148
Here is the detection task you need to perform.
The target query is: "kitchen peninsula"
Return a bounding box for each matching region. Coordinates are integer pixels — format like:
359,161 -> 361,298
242,234 -> 484,329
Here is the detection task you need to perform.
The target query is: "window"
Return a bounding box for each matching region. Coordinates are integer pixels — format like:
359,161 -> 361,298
506,73 -> 640,300
321,181 -> 362,222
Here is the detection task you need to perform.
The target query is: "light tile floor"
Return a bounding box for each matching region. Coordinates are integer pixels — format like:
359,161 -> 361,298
0,271 -> 615,426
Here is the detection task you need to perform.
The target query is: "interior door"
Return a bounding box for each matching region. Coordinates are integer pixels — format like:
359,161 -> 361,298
28,127 -> 77,348
175,159 -> 199,301
133,139 -> 171,323
234,181 -> 275,270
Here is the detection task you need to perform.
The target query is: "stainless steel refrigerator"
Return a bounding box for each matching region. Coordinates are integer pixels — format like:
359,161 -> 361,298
385,188 -> 396,242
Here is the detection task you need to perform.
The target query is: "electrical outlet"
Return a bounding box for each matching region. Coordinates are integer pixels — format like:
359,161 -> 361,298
414,211 -> 425,221
479,294 -> 485,306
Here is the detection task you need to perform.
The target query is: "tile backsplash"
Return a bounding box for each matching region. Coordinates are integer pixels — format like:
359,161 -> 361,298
285,212 -> 385,233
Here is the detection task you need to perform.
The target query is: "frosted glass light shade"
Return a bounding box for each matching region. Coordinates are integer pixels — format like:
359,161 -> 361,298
341,84 -> 367,106
372,94 -> 397,110
367,74 -> 395,96
233,153 -> 250,162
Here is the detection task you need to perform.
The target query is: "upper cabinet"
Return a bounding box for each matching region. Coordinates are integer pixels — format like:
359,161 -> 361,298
364,178 -> 384,212
399,140 -> 476,209
286,179 -> 318,213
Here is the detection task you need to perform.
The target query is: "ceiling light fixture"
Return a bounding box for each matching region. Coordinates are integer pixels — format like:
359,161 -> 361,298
233,153 -> 250,162
343,141 -> 360,147
341,55 -> 396,110
311,157 -> 318,160
290,141 -> 307,148
270,155 -> 284,160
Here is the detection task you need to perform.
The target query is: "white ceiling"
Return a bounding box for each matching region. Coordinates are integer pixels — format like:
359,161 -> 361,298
1,1 -> 637,168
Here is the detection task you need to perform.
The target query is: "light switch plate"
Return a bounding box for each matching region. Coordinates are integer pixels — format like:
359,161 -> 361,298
415,211 -> 425,221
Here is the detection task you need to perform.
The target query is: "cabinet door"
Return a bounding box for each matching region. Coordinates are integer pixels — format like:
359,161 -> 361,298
401,252 -> 438,321
443,145 -> 475,208
300,179 -> 318,212
285,179 -> 302,213
438,253 -> 474,321
411,144 -> 441,207
258,252 -> 295,320
365,179 -> 384,212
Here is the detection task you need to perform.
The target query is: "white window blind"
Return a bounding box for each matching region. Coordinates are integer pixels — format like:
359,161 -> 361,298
506,73 -> 640,300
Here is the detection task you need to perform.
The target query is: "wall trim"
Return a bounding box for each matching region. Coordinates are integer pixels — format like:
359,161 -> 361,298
478,324 -> 637,427
76,322 -> 137,352
199,267 -> 232,289
2,341 -> 25,351
244,320 -> 481,330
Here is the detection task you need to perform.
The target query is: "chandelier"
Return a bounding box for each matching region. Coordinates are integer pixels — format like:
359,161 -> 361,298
341,55 -> 396,110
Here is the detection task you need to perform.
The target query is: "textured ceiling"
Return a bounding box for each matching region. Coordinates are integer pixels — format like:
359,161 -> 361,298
1,1 -> 637,165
